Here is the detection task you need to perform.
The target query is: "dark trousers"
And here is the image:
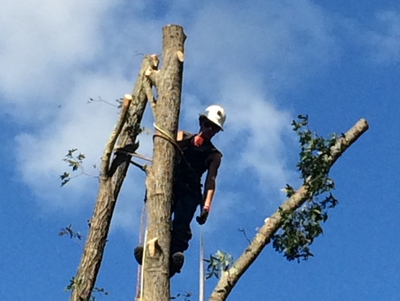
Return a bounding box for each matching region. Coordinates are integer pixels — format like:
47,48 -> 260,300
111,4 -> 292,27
170,188 -> 202,254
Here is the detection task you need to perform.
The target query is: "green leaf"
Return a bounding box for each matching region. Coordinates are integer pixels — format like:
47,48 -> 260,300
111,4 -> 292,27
60,172 -> 69,180
66,148 -> 78,157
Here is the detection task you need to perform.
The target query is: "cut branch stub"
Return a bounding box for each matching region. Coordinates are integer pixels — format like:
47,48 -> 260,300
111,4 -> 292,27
150,54 -> 159,69
176,50 -> 184,62
147,237 -> 160,257
144,54 -> 160,117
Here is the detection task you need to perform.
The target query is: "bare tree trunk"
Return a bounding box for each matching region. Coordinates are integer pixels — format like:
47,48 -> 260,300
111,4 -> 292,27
70,55 -> 159,301
208,119 -> 369,301
141,24 -> 186,301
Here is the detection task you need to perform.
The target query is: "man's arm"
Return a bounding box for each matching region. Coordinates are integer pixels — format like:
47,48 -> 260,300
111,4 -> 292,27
196,152 -> 222,225
203,152 -> 222,210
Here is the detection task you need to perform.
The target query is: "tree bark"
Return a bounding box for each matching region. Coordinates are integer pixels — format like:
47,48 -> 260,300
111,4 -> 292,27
70,55 -> 159,301
208,119 -> 369,301
141,25 -> 186,301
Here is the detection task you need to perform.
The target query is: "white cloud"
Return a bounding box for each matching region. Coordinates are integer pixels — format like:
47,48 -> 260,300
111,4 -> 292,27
14,72 -> 134,207
365,10 -> 400,64
0,0 -> 116,123
341,9 -> 400,65
184,0 -> 338,90
3,0 -> 339,231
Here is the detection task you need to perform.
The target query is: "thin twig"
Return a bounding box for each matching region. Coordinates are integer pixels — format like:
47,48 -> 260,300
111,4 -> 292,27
238,228 -> 251,245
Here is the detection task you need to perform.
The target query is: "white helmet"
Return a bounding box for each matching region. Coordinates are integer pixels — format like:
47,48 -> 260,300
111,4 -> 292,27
199,105 -> 226,131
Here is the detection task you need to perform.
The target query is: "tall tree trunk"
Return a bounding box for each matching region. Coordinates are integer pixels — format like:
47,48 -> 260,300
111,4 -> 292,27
141,25 -> 186,301
70,54 -> 159,301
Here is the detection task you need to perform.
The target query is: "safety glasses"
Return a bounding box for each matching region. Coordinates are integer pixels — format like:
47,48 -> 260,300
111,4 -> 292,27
202,120 -> 221,132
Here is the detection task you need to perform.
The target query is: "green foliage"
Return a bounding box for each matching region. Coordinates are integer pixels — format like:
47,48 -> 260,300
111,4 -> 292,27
91,287 -> 109,300
59,224 -> 83,240
205,250 -> 234,279
272,115 -> 339,262
60,148 -> 97,186
64,277 -> 108,301
64,276 -> 81,292
170,292 -> 192,301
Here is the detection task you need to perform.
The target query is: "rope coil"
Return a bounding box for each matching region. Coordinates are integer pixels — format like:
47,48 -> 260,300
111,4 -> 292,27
153,123 -> 184,156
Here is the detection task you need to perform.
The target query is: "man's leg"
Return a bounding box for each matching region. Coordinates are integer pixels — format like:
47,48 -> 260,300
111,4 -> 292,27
170,191 -> 200,276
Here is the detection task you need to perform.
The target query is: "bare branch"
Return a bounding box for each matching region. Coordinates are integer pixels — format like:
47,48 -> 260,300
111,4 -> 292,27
70,55 -> 154,301
208,118 -> 369,301
100,94 -> 132,177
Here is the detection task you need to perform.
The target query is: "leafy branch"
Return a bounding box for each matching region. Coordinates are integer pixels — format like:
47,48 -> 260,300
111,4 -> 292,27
209,118 -> 368,301
59,224 -> 83,240
59,224 -> 83,248
171,292 -> 192,301
65,277 -> 108,301
272,115 -> 340,261
60,148 -> 98,186
205,250 -> 234,280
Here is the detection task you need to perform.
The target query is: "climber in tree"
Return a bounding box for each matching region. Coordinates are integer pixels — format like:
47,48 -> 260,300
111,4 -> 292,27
134,105 -> 226,277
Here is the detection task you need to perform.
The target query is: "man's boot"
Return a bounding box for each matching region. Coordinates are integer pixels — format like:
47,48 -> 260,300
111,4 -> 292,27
134,246 -> 144,265
170,252 -> 184,278
134,246 -> 184,278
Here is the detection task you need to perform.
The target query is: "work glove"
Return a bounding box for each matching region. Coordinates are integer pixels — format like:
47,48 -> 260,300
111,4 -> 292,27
196,206 -> 209,225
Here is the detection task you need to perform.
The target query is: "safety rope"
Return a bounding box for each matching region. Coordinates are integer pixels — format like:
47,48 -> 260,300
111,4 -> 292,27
153,123 -> 184,156
140,230 -> 148,301
199,226 -> 204,301
135,203 -> 147,301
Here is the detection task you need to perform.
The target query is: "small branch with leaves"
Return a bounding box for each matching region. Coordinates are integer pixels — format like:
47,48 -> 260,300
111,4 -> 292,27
60,149 -> 98,186
205,250 -> 234,280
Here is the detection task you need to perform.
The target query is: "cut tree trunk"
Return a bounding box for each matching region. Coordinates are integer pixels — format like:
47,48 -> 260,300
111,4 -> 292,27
141,24 -> 186,301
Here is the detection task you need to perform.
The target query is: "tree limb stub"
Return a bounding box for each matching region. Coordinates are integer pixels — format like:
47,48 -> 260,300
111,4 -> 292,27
70,56 -> 154,301
208,118 -> 369,301
147,237 -> 159,257
144,54 -> 159,118
176,50 -> 184,62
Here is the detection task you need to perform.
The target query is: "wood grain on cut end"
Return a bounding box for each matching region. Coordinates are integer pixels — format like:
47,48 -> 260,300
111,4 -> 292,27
176,50 -> 184,62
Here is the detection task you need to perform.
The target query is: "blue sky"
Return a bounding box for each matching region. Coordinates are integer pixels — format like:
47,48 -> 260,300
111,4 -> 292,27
1,1 -> 399,300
